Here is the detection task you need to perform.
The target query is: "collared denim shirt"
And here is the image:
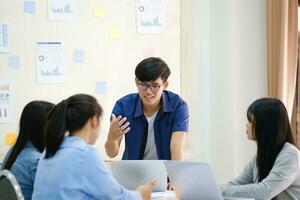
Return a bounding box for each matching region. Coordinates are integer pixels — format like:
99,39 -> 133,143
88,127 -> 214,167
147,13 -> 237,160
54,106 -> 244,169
112,90 -> 189,160
3,142 -> 41,200
32,136 -> 141,200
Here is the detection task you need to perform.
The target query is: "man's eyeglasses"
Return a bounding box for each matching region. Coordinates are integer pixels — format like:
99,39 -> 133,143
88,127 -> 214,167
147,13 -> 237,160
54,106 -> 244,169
137,82 -> 163,92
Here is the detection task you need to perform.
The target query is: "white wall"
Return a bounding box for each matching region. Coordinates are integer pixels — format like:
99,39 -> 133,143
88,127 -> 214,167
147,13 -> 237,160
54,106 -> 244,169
182,0 -> 267,182
1,0 -> 268,183
0,0 -> 181,160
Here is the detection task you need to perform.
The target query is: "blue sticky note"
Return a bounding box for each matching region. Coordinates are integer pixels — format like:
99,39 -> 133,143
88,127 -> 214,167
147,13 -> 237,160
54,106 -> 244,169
24,1 -> 35,14
9,57 -> 21,69
95,82 -> 107,94
73,51 -> 85,63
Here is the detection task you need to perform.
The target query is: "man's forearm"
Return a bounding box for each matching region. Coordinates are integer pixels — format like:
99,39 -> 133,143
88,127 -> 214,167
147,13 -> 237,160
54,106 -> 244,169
105,139 -> 120,158
170,132 -> 187,161
171,147 -> 184,160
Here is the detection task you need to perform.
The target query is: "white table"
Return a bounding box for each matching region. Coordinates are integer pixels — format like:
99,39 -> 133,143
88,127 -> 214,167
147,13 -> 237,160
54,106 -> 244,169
151,191 -> 176,200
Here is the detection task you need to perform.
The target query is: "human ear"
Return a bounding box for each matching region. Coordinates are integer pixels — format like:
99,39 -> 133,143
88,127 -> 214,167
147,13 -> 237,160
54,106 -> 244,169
91,116 -> 100,128
163,80 -> 169,89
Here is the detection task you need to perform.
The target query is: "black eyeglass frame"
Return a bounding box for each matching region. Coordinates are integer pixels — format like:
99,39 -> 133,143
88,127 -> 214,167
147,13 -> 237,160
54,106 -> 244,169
137,82 -> 164,92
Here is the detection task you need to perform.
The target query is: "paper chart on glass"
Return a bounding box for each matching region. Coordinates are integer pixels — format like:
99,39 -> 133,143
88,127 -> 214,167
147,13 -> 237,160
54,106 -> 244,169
0,79 -> 13,123
0,23 -> 9,52
48,0 -> 80,21
36,41 -> 64,84
136,0 -> 165,34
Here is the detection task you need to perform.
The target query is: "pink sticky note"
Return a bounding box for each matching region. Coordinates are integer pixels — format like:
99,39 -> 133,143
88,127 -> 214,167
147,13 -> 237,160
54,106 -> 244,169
143,49 -> 154,58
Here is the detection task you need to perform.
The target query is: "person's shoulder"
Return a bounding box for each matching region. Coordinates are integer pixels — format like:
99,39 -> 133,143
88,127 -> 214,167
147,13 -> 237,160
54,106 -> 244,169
86,145 -> 100,156
61,136 -> 89,151
83,145 -> 108,172
82,144 -> 104,163
12,147 -> 41,170
276,143 -> 300,165
164,90 -> 187,108
117,93 -> 139,104
19,146 -> 41,162
164,90 -> 179,98
164,90 -> 185,101
280,143 -> 300,157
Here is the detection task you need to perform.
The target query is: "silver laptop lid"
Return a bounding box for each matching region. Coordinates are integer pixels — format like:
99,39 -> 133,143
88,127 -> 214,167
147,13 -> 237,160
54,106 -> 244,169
164,161 -> 223,200
111,160 -> 167,192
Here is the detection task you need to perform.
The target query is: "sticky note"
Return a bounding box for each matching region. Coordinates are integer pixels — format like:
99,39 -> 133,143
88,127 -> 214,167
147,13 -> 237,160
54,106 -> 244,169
93,5 -> 105,17
24,1 -> 35,14
95,81 -> 107,93
9,56 -> 21,69
143,49 -> 154,58
5,133 -> 17,146
109,27 -> 121,39
73,51 -> 85,63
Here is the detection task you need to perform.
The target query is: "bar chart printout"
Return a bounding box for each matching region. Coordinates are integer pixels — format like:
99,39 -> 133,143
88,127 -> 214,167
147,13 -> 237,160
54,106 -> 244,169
136,0 -> 165,34
0,23 -> 9,52
0,80 -> 12,123
36,41 -> 64,83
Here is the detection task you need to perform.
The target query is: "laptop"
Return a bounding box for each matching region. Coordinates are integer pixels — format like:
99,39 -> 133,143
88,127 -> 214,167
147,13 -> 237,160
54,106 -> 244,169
164,161 -> 224,200
111,160 -> 168,192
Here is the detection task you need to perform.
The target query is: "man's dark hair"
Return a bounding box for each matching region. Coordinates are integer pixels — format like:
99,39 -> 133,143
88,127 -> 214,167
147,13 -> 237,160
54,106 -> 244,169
135,57 -> 171,82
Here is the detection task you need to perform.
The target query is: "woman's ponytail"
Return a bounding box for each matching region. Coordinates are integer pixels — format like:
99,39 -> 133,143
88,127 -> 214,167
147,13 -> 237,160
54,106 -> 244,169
45,100 -> 68,158
44,94 -> 102,158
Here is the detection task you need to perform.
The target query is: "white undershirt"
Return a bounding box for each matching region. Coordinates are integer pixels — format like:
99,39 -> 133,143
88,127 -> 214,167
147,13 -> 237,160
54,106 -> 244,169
143,110 -> 159,160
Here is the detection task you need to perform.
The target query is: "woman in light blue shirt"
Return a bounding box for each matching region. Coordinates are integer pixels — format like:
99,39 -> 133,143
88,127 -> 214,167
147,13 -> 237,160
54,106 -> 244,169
221,98 -> 300,200
2,101 -> 54,200
32,94 -> 155,200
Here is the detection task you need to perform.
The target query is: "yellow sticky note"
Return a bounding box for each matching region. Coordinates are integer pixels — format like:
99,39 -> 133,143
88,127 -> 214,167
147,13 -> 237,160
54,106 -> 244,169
109,27 -> 121,39
5,133 -> 17,146
93,5 -> 105,17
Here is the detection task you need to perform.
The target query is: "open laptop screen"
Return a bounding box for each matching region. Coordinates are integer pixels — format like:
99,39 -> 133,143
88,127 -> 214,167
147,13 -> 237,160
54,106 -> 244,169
111,160 -> 168,192
164,161 -> 223,200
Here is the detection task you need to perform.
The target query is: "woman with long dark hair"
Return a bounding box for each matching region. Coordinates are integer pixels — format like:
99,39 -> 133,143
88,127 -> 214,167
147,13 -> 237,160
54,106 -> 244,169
221,98 -> 300,199
2,100 -> 54,200
32,94 -> 155,200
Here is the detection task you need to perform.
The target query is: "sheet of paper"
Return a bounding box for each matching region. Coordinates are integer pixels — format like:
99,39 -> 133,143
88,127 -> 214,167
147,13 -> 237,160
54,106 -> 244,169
151,191 -> 176,199
48,0 -> 80,21
36,41 -> 64,83
0,23 -> 9,52
24,1 -> 36,14
223,198 -> 255,200
136,0 -> 165,34
0,79 -> 13,123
